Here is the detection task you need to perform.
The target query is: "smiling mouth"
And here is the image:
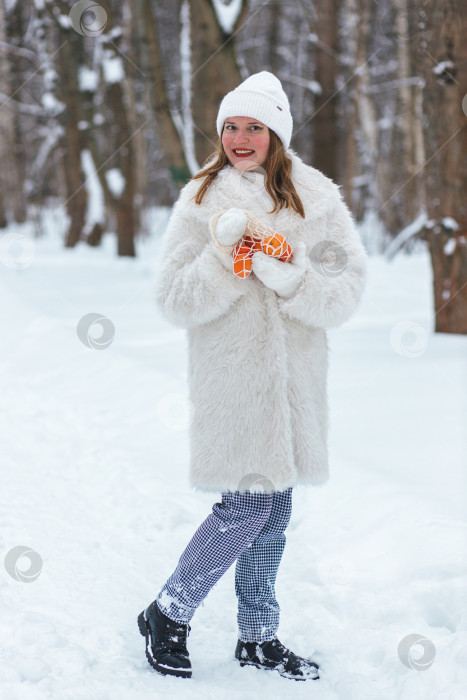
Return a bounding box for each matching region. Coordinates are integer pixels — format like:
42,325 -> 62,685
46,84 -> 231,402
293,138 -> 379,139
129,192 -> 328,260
233,149 -> 255,156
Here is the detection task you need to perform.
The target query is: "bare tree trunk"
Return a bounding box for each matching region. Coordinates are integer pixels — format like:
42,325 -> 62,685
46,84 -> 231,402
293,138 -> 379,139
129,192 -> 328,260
381,0 -> 426,232
44,3 -> 88,247
312,0 -> 338,180
0,180 -> 6,228
189,0 -> 247,165
106,80 -> 136,257
340,0 -> 378,221
427,227 -> 467,334
125,4 -> 147,228
0,1 -> 27,224
0,1 -> 10,227
420,0 -> 467,333
267,1 -> 281,76
137,0 -> 191,189
58,36 -> 88,248
98,0 -> 136,257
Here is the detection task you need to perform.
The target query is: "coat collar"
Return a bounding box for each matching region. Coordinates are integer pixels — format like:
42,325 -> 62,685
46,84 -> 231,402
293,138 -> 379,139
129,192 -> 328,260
175,150 -> 340,227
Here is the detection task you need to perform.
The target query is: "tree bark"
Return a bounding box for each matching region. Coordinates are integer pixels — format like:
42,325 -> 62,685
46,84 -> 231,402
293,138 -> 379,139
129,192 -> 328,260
426,224 -> 467,334
420,0 -> 467,333
105,82 -> 136,257
58,37 -> 88,248
383,0 -> 425,232
0,180 -> 6,228
137,0 -> 191,189
312,0 -> 338,181
45,3 -> 88,247
189,0 -> 247,165
0,1 -> 10,227
0,2 -> 27,224
98,0 -> 136,257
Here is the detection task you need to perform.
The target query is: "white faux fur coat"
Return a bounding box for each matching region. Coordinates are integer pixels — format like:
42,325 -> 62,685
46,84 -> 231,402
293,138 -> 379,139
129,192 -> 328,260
155,150 -> 367,494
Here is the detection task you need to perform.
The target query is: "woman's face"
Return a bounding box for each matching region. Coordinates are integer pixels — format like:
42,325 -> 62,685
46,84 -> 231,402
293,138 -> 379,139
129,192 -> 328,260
221,116 -> 270,170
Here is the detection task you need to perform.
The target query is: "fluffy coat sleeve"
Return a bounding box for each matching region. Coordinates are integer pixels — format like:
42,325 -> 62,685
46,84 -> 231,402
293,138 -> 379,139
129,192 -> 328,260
277,189 -> 368,329
155,189 -> 251,329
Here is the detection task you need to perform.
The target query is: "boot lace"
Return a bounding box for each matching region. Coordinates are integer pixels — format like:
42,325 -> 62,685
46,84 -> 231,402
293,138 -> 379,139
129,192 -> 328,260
166,621 -> 191,652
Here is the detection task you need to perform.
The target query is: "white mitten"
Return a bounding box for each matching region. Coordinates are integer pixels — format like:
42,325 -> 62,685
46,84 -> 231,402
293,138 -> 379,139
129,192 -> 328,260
215,207 -> 248,246
251,242 -> 307,297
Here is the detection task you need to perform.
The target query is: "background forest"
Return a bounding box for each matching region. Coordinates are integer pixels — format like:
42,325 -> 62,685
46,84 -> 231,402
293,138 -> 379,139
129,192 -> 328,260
0,0 -> 466,331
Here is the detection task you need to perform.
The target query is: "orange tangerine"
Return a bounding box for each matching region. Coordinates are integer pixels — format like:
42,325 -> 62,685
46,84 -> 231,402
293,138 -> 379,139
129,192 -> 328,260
231,232 -> 292,277
232,245 -> 254,278
262,234 -> 292,261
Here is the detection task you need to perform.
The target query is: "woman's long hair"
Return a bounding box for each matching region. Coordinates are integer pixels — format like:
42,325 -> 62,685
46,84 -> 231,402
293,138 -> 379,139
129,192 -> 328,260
190,128 -> 305,218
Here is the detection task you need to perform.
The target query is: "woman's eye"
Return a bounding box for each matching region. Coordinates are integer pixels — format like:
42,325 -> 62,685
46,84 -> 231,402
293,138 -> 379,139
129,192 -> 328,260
225,125 -> 262,131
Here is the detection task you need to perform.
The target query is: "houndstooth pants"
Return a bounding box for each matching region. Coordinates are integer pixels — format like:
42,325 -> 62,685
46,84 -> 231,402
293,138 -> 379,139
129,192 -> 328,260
155,488 -> 293,642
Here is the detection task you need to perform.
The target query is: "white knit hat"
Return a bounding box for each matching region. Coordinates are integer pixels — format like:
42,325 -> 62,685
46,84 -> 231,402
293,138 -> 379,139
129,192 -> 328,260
216,71 -> 293,150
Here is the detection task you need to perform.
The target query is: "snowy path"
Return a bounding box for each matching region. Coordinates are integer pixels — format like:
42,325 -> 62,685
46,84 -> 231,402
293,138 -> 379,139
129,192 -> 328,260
1,224 -> 466,700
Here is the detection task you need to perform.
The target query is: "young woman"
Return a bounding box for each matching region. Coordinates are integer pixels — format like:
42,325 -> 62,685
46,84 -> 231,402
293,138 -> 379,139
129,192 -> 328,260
138,71 -> 367,681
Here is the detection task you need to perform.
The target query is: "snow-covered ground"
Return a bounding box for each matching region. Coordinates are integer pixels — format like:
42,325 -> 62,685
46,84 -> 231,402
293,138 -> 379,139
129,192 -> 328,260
1,214 -> 466,700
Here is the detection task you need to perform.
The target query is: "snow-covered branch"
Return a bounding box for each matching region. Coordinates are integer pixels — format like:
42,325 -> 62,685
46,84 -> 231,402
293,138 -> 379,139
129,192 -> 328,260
384,211 -> 428,260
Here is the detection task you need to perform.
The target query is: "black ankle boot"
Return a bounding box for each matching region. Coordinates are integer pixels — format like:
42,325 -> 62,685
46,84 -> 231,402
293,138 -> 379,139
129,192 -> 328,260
235,637 -> 319,681
137,601 -> 192,678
